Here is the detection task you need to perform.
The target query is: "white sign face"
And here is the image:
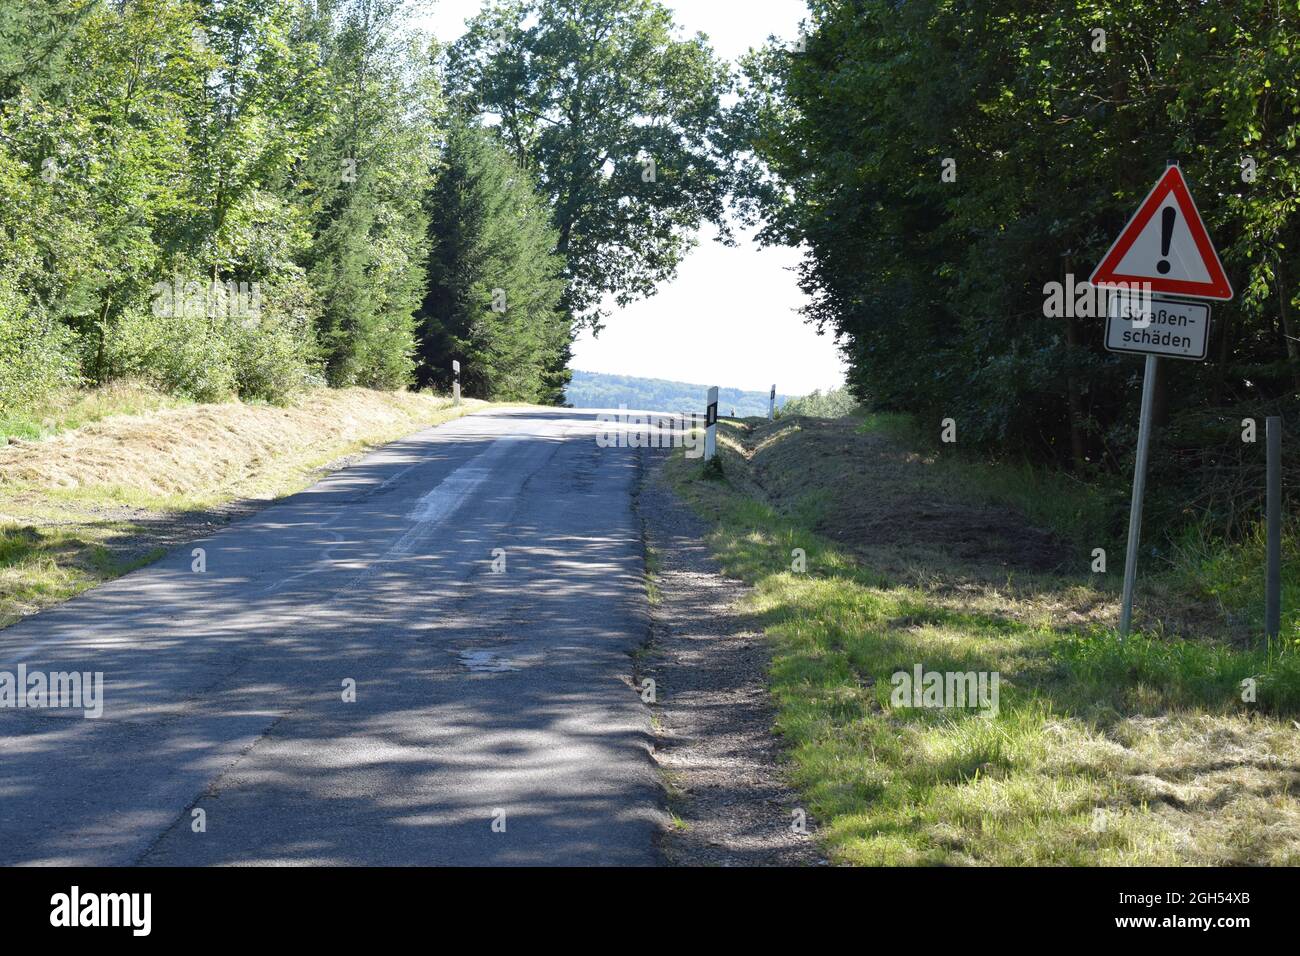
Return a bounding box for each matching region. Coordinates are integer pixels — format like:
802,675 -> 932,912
1090,165 -> 1233,301
1106,294 -> 1210,361
1110,194 -> 1211,285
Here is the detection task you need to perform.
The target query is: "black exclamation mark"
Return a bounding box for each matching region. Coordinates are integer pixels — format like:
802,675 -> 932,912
1157,207 -> 1176,274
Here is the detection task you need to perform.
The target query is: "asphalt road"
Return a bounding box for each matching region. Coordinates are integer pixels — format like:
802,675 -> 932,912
0,407 -> 674,866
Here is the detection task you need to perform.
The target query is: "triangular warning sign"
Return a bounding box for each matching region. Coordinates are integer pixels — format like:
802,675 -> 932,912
1090,165 -> 1233,300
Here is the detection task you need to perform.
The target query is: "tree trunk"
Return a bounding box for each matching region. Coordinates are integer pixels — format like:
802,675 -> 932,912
1064,314 -> 1088,470
1277,255 -> 1300,391
94,297 -> 110,383
1061,256 -> 1087,470
1212,300 -> 1235,404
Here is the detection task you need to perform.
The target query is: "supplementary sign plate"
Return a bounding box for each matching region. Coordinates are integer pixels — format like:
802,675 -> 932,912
1105,293 -> 1210,360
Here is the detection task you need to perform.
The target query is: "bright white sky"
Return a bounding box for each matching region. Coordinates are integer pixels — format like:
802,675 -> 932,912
413,0 -> 845,396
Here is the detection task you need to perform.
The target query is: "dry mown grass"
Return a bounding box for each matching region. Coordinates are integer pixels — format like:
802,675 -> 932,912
0,380 -> 190,443
0,387 -> 486,627
2,387 -> 482,502
668,415 -> 1300,865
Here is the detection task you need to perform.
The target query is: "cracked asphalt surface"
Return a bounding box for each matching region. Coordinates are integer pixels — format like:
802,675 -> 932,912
0,407 -> 668,866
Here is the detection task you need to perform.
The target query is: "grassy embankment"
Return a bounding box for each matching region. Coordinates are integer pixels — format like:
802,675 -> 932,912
0,383 -> 487,629
665,413 -> 1300,865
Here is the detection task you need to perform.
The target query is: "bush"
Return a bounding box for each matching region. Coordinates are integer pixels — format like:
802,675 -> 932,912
0,275 -> 80,414
228,273 -> 323,403
783,386 -> 859,419
101,306 -> 237,404
99,272 -> 323,406
347,313 -> 417,391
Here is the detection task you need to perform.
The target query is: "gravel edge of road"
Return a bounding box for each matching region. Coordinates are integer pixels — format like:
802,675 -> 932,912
634,449 -> 825,867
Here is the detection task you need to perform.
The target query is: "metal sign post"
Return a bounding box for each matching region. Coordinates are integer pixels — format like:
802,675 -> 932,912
1119,354 -> 1158,637
704,386 -> 719,461
1091,163 -> 1233,638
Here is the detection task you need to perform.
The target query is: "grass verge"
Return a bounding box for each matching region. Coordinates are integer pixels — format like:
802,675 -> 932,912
0,380 -> 189,443
664,416 -> 1300,865
0,385 -> 489,628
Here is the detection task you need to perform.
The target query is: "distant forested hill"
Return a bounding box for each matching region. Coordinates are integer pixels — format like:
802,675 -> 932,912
564,370 -> 788,416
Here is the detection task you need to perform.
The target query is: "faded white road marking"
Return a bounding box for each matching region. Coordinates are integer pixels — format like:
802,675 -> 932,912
390,435 -> 525,555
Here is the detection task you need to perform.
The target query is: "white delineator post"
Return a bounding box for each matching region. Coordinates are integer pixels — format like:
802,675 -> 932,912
452,359 -> 461,406
769,384 -> 776,420
704,386 -> 719,461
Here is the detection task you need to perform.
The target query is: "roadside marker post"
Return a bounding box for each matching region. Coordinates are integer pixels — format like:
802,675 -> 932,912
452,359 -> 461,407
769,384 -> 776,420
704,386 -> 719,462
1090,163 -> 1233,637
1266,416 -> 1282,640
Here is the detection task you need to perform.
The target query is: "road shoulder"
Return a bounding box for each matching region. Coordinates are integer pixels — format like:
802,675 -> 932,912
636,450 -> 824,866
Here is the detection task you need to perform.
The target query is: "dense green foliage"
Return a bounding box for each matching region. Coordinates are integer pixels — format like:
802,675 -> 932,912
0,0 -> 738,414
0,0 -> 441,406
564,369 -> 789,416
445,0 -> 734,327
735,0 -> 1300,536
417,120 -> 569,402
302,0 -> 441,390
782,385 -> 858,419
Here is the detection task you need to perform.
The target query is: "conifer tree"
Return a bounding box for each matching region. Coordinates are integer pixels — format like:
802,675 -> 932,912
416,120 -> 570,402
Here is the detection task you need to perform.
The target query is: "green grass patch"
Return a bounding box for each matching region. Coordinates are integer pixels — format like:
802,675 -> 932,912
856,410 -> 1300,646
0,381 -> 187,442
857,412 -> 1116,553
663,428 -> 1300,866
642,544 -> 662,606
853,410 -> 919,444
0,521 -> 162,628
1170,518 -> 1300,643
1058,629 -> 1300,715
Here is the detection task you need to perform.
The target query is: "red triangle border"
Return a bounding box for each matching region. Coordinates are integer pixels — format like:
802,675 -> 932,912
1089,166 -> 1233,301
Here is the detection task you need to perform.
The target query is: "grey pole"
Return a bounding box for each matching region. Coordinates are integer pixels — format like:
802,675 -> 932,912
1266,416 -> 1282,640
1120,355 -> 1159,638
452,359 -> 461,407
